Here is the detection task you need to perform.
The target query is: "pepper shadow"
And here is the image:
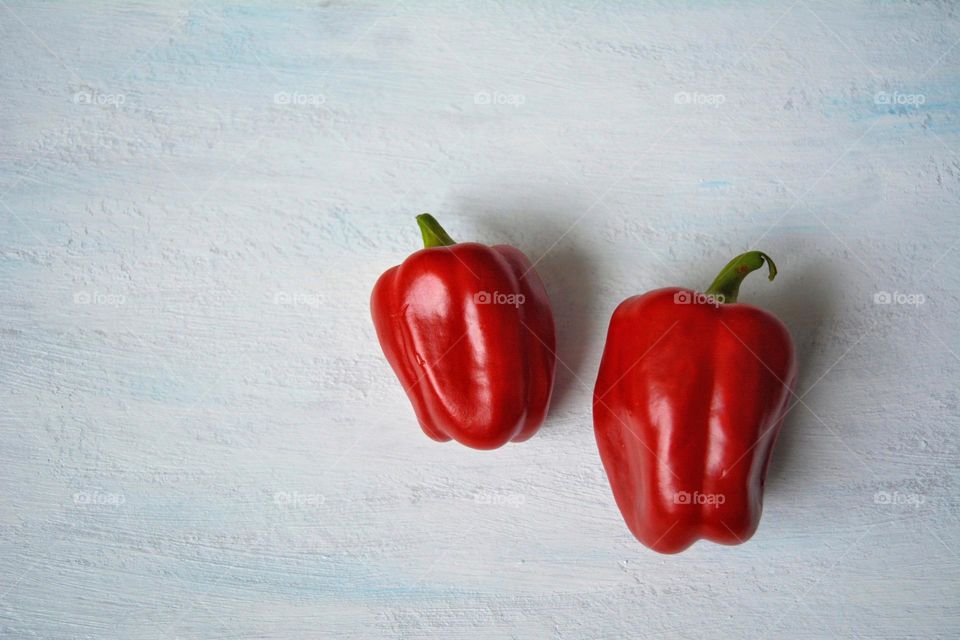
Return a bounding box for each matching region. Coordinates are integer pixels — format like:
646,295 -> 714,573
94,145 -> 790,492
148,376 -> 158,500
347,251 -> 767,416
756,258 -> 840,496
465,192 -> 600,419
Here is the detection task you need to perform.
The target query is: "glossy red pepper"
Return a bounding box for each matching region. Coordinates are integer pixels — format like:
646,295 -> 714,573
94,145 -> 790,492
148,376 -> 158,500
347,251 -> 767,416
371,214 -> 556,449
593,251 -> 797,553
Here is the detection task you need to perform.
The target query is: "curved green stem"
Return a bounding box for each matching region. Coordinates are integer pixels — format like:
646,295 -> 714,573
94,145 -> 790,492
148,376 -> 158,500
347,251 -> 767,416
416,213 -> 456,248
704,251 -> 777,304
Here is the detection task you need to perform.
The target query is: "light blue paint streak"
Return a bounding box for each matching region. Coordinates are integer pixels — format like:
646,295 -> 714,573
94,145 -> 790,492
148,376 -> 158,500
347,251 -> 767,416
698,180 -> 732,190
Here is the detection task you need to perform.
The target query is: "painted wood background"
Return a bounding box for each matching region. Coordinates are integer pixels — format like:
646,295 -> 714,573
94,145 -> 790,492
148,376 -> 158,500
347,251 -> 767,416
1,1 -> 958,638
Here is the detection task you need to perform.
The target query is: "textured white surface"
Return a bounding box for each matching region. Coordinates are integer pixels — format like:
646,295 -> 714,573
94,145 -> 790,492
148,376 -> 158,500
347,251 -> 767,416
1,1 -> 959,638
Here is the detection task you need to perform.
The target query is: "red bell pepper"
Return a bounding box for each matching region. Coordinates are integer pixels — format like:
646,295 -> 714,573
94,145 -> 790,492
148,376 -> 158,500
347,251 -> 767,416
371,214 -> 556,449
593,251 -> 796,553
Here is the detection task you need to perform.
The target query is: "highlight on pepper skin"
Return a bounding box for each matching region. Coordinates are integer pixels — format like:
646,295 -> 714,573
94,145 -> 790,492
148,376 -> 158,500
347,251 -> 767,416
593,251 -> 796,553
371,214 -> 557,450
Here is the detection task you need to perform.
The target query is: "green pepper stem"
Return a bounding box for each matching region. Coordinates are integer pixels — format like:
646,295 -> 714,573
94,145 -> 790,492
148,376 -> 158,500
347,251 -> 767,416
416,213 -> 456,248
704,251 -> 777,304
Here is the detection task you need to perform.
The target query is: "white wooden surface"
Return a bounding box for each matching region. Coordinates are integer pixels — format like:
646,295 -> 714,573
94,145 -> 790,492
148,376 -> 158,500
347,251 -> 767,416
1,1 -> 958,638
